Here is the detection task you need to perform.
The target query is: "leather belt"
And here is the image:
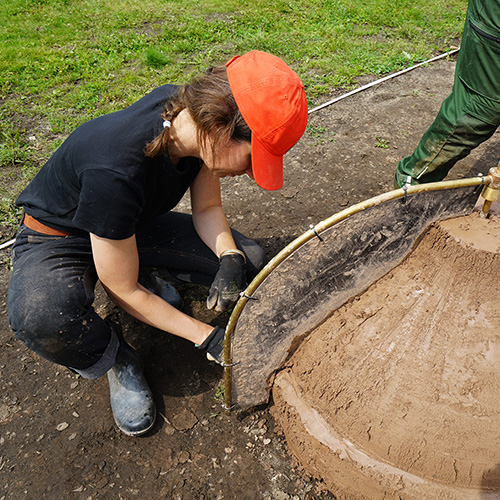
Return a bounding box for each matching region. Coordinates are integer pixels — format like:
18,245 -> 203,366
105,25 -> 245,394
23,213 -> 71,236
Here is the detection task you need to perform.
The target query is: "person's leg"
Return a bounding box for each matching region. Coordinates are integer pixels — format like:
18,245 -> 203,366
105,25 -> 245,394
136,212 -> 267,286
394,78 -> 499,187
8,227 -> 117,376
8,226 -> 155,435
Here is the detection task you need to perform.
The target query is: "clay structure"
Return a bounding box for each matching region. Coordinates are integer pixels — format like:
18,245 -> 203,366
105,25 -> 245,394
273,214 -> 500,499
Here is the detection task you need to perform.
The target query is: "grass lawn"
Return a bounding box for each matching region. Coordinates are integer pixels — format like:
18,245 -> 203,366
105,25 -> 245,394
0,0 -> 467,225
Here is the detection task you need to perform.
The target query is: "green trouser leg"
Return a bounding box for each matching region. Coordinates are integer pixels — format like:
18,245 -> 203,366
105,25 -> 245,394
394,77 -> 499,188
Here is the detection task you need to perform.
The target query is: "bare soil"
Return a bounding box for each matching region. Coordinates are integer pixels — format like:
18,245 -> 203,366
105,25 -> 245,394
1,56 -> 500,500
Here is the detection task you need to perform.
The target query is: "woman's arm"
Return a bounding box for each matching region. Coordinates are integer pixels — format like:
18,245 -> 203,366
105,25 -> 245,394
190,164 -> 239,256
90,233 -> 212,344
190,165 -> 247,311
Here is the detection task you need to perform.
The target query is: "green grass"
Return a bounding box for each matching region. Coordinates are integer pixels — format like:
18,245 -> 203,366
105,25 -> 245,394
0,0 -> 467,228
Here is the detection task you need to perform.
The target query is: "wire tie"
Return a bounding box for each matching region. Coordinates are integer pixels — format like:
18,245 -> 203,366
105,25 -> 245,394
402,176 -> 412,204
222,360 -> 241,368
240,292 -> 259,300
309,225 -> 324,241
473,173 -> 485,194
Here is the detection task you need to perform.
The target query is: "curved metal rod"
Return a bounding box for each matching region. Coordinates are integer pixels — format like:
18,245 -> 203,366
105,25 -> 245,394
223,176 -> 489,411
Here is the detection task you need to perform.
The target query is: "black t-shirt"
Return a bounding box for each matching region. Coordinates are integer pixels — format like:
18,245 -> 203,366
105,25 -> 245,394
16,84 -> 201,239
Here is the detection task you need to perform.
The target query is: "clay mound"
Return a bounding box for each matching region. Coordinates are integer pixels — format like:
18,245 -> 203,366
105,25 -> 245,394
272,213 -> 500,500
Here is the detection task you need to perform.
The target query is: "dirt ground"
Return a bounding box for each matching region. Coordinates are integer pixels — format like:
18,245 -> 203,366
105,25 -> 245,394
1,56 -> 500,500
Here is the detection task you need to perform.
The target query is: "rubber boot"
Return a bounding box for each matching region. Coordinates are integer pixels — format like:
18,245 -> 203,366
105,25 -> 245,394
107,337 -> 156,437
138,270 -> 184,310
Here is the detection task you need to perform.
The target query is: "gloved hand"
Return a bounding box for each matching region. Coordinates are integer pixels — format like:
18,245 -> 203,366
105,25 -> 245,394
207,253 -> 246,312
197,325 -> 225,365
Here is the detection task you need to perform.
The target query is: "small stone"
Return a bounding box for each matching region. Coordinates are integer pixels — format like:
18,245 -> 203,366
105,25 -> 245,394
171,408 -> 198,431
263,438 -> 271,445
0,403 -> 10,421
68,433 -> 77,441
56,422 -> 69,431
162,448 -> 176,471
70,381 -> 78,389
163,424 -> 175,436
274,491 -> 290,500
72,412 -> 79,418
94,476 -> 108,489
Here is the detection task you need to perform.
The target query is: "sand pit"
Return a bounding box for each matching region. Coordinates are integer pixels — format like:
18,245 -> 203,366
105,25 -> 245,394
272,213 -> 500,499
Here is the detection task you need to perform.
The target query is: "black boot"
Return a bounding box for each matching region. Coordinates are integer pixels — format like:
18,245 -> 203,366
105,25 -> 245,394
107,336 -> 156,436
138,270 -> 184,310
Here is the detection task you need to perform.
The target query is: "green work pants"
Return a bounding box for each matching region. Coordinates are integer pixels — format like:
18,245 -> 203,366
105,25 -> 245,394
395,14 -> 500,187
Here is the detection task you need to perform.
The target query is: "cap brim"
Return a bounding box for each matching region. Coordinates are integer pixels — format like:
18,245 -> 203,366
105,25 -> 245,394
251,135 -> 283,191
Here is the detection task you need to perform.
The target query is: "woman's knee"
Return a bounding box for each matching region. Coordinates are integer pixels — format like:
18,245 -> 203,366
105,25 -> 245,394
8,274 -> 108,369
10,307 -> 113,370
240,239 -> 268,280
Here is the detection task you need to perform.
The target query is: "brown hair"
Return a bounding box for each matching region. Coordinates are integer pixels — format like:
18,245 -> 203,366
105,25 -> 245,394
145,66 -> 251,159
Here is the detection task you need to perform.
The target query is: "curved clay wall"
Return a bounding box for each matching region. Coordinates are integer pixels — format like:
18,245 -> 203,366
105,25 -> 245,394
273,213 -> 500,499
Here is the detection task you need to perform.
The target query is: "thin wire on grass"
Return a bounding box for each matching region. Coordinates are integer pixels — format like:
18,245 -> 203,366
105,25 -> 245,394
308,48 -> 460,115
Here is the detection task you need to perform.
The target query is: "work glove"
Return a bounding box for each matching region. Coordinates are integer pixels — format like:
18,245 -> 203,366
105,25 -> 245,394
197,325 -> 225,365
207,253 -> 246,312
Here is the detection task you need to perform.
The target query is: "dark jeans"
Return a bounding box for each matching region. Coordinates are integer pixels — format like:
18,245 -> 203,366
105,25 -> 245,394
7,212 -> 267,379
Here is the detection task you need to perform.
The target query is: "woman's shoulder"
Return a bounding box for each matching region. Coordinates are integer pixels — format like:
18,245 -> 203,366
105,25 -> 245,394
126,84 -> 181,112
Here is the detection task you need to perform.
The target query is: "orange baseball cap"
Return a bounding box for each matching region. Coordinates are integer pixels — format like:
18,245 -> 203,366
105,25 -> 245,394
226,51 -> 308,190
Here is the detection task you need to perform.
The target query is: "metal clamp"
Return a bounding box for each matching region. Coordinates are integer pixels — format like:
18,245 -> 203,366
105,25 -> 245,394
402,175 -> 412,204
240,292 -> 259,300
309,224 -> 324,241
475,173 -> 485,194
480,163 -> 500,217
